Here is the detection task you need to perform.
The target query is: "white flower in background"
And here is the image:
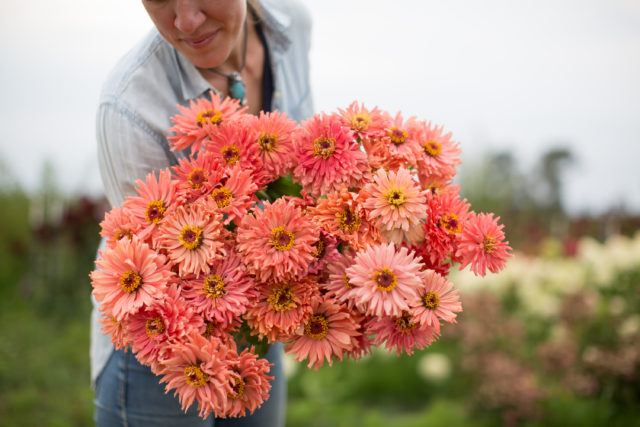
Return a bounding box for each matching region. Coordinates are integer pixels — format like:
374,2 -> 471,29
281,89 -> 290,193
417,352 -> 451,382
609,296 -> 626,316
619,315 -> 640,339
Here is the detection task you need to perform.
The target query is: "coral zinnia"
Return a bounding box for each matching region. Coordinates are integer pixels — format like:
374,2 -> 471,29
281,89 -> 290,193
382,112 -> 422,167
205,164 -> 258,226
337,101 -> 389,142
456,212 -> 513,276
159,332 -> 236,418
236,198 -> 317,284
409,269 -> 462,334
415,121 -> 461,185
362,167 -> 428,241
246,110 -> 298,180
171,152 -> 224,203
168,91 -> 246,153
368,311 -> 439,355
345,242 -> 425,317
99,206 -> 139,249
284,297 -> 360,370
157,200 -> 227,277
181,251 -> 258,329
220,347 -> 274,418
292,113 -> 369,197
122,169 -> 178,245
91,236 -> 173,321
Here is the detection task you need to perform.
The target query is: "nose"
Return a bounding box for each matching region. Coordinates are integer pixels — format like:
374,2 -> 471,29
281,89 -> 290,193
174,0 -> 206,34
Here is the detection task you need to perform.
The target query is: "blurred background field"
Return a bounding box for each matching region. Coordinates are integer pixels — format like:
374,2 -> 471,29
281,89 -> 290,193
1,148 -> 639,427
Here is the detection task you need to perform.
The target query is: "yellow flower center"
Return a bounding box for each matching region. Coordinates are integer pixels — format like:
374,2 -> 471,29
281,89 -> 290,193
113,229 -> 132,242
483,235 -> 496,253
304,314 -> 329,340
313,238 -> 326,259
221,145 -> 240,165
145,200 -> 166,224
394,312 -> 417,333
351,114 -> 370,132
228,375 -> 246,400
389,127 -> 407,145
313,137 -> 336,158
268,285 -> 297,312
202,321 -> 218,338
336,206 -> 362,233
196,109 -> 222,127
423,140 -> 442,157
203,274 -> 226,298
187,168 -> 206,189
179,225 -> 203,250
258,133 -> 278,152
145,317 -> 166,339
119,270 -> 142,293
374,267 -> 397,292
271,226 -> 295,251
184,365 -> 208,388
211,187 -> 233,208
423,291 -> 440,309
384,188 -> 405,207
440,213 -> 461,234
343,274 -> 352,289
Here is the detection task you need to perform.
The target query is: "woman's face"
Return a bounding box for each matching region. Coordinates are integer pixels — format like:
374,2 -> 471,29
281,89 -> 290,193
142,0 -> 247,69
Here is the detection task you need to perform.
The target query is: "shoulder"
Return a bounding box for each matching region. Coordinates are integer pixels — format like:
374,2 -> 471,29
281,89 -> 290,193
261,0 -> 312,44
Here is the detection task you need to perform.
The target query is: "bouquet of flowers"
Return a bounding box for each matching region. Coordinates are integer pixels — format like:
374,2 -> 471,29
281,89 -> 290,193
90,92 -> 512,418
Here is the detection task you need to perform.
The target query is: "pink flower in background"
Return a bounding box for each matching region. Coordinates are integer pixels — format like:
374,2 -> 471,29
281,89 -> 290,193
99,206 -> 139,249
220,348 -> 274,418
91,236 -> 173,321
159,332 -> 236,418
123,169 -> 178,244
409,269 -> 462,334
285,297 -> 360,370
182,252 -> 257,329
168,91 -> 246,153
457,212 -> 513,276
292,113 -> 369,197
368,311 -> 439,355
346,242 -> 425,317
363,167 -> 428,240
236,198 -> 317,284
157,200 -> 227,277
246,110 -> 298,180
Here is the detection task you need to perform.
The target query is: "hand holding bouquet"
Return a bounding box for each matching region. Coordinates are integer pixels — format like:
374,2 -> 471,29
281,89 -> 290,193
91,92 -> 512,418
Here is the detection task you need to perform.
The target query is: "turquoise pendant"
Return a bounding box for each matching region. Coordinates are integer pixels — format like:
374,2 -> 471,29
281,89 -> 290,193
229,72 -> 247,105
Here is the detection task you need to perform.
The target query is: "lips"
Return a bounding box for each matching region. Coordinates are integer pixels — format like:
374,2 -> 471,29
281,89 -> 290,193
183,30 -> 219,49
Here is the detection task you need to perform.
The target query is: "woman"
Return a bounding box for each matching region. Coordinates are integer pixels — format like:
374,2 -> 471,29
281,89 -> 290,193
92,1 -> 313,425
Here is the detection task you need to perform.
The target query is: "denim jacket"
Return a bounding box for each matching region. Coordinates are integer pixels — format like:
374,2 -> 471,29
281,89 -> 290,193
91,0 -> 314,383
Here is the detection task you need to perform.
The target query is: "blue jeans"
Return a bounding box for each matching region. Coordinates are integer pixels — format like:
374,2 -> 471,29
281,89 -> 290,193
94,343 -> 286,427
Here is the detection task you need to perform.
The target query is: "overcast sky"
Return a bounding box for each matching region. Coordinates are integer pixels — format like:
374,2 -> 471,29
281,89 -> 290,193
1,0 -> 639,214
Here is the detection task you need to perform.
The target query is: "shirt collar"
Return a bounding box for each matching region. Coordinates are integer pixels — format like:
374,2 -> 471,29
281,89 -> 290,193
174,2 -> 292,103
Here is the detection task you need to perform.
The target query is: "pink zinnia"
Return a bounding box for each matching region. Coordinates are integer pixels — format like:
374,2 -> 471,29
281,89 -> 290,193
206,164 -> 258,226
246,110 -> 298,180
168,91 -> 246,153
382,112 -> 422,167
182,252 -> 258,329
323,249 -> 357,308
307,230 -> 340,275
220,348 -> 274,418
159,332 -> 236,418
122,169 -> 178,245
98,310 -> 131,351
292,113 -> 369,197
236,198 -> 317,284
337,101 -> 389,142
244,279 -> 319,343
91,237 -> 173,321
415,121 -> 461,185
128,285 -> 204,371
284,297 -> 360,370
362,167 -> 428,242
99,206 -> 139,249
156,200 -> 227,277
171,152 -> 224,203
456,212 -> 513,276
345,242 -> 425,317
368,311 -> 439,356
409,270 -> 462,334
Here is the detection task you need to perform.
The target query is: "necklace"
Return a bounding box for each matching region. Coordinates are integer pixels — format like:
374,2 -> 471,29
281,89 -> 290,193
208,19 -> 248,106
